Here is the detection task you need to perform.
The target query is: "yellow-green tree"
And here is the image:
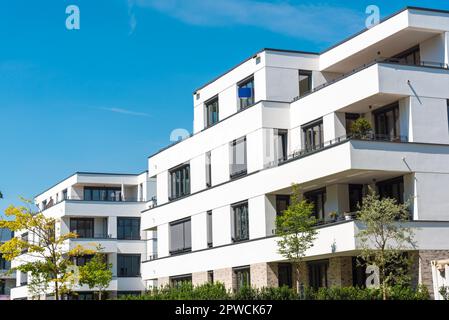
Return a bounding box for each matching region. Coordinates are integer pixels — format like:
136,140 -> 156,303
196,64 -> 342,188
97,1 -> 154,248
276,184 -> 317,293
0,199 -> 94,300
79,245 -> 113,300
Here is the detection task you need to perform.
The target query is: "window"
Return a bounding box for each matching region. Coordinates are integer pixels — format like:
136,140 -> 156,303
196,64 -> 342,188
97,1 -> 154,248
208,270 -> 214,283
308,260 -> 328,289
0,280 -> 5,295
377,176 -> 404,204
169,218 -> 191,255
62,189 -> 68,200
304,188 -> 326,221
230,137 -> 247,179
447,100 -> 449,131
352,257 -> 367,288
206,151 -> 212,188
207,211 -> 213,248
234,266 -> 250,291
276,195 -> 290,216
238,76 -> 255,110
278,264 -> 293,288
0,256 -> 10,270
348,184 -> 364,213
392,46 -> 420,66
302,119 -> 323,151
73,255 -> 94,266
70,218 -> 94,238
232,202 -> 249,242
117,254 -> 140,277
117,217 -> 140,240
68,292 -> 96,300
169,164 -> 190,200
170,274 -> 192,288
345,113 -> 361,135
298,70 -> 312,97
83,187 -> 121,202
205,96 -> 219,128
274,129 -> 288,163
373,103 -> 400,140
21,232 -> 29,253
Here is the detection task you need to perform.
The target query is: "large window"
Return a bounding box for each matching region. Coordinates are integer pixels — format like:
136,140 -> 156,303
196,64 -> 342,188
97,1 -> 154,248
206,151 -> 212,188
276,195 -> 290,216
83,187 -> 121,202
373,103 -> 400,140
117,254 -> 140,277
278,264 -> 293,288
230,137 -> 247,179
0,256 -> 10,270
348,184 -> 364,213
377,176 -> 404,204
0,280 -> 5,295
302,119 -> 323,151
73,255 -> 94,267
298,70 -> 312,97
238,76 -> 255,110
274,129 -> 288,164
392,46 -> 420,66
233,266 -> 250,291
205,96 -> 219,128
70,218 -> 94,238
308,260 -> 328,289
345,113 -> 361,135
169,218 -> 191,255
232,201 -> 249,242
352,257 -> 367,288
169,164 -> 190,200
207,211 -> 213,248
170,274 -> 192,288
304,188 -> 326,221
117,217 -> 141,240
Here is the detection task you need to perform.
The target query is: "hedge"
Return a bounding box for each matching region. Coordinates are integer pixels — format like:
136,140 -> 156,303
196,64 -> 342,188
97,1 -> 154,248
117,282 -> 430,300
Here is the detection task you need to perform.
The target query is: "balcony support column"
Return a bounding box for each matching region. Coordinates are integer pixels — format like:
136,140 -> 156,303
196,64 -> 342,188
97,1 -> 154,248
108,216 -> 117,239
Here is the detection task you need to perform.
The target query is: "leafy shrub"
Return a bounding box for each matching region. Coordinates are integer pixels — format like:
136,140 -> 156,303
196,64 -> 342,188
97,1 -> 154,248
350,118 -> 372,137
117,282 -> 429,300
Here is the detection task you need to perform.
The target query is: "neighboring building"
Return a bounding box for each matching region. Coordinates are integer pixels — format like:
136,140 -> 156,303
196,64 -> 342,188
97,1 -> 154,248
10,172 -> 156,300
0,228 -> 15,300
140,6 -> 449,298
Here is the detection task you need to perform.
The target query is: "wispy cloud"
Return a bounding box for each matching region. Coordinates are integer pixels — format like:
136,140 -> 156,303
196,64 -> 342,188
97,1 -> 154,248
99,107 -> 150,117
128,0 -> 137,35
133,0 -> 363,42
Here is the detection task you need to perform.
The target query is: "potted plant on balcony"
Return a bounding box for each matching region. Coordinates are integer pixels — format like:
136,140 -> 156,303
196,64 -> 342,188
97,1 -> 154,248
350,118 -> 372,139
329,211 -> 338,222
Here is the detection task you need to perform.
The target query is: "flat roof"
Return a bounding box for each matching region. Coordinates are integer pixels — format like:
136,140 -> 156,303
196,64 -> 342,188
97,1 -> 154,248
34,170 -> 147,199
193,6 -> 449,93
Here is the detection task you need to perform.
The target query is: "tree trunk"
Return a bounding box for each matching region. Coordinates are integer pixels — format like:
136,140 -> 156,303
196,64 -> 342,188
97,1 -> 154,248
55,281 -> 59,301
296,264 -> 301,295
98,291 -> 102,301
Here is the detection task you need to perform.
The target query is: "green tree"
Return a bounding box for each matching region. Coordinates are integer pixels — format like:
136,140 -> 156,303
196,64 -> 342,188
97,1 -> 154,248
79,245 -> 113,300
356,188 -> 416,300
276,184 -> 317,293
0,198 -> 94,300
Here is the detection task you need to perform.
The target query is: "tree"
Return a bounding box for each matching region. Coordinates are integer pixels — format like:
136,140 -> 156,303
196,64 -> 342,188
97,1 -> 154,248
276,184 -> 317,293
0,198 -> 94,300
79,245 -> 113,300
356,188 -> 416,300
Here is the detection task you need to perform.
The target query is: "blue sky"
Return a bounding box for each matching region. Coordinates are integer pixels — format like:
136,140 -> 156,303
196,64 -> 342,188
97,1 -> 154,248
1,0 -> 448,214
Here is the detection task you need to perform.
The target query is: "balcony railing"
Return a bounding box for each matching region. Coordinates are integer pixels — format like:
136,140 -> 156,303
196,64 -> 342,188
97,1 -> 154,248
292,58 -> 449,102
273,133 -> 408,168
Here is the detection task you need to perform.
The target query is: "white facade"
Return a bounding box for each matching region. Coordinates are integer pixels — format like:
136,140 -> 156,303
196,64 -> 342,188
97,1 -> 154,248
0,228 -> 15,300
10,172 -> 156,300
141,7 -> 449,295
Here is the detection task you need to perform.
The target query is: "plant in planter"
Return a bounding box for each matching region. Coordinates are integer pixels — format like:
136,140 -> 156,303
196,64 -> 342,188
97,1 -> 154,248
329,211 -> 338,221
350,118 -> 372,139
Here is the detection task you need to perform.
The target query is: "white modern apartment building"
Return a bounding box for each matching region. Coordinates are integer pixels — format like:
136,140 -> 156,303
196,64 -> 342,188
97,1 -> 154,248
140,7 -> 449,297
0,228 -> 15,300
10,172 -> 156,300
